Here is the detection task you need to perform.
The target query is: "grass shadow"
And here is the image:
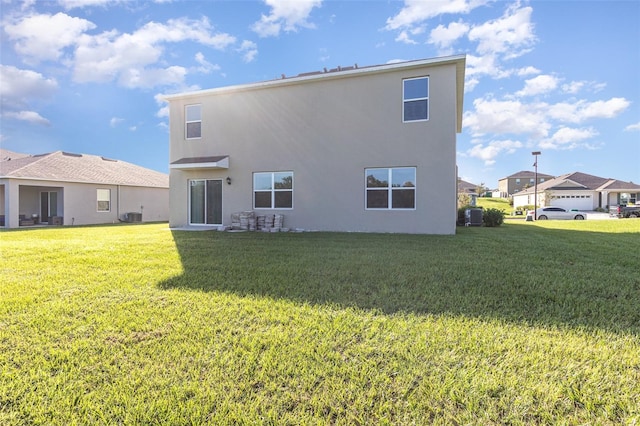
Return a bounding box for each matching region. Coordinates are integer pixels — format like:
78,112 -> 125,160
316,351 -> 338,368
159,223 -> 640,335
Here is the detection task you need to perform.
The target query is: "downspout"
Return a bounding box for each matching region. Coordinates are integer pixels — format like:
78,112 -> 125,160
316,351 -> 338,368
117,185 -> 120,221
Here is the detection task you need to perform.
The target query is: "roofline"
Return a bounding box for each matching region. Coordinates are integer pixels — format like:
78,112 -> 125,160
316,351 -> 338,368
0,175 -> 169,188
161,55 -> 466,133
162,55 -> 465,101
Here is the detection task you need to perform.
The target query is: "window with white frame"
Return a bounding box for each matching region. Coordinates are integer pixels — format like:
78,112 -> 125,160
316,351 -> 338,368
97,189 -> 111,212
403,77 -> 429,122
253,171 -> 293,209
185,104 -> 201,139
365,167 -> 416,209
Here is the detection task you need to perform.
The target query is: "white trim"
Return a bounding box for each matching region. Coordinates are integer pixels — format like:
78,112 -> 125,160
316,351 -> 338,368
170,157 -> 229,170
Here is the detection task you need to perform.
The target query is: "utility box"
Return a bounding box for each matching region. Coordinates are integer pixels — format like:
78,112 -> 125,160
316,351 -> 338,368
465,208 -> 483,226
124,212 -> 142,223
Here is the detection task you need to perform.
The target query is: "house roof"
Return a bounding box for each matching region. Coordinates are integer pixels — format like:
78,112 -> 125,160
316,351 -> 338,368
458,179 -> 478,193
0,150 -> 169,188
162,55 -> 467,133
516,171 -> 640,195
499,170 -> 555,180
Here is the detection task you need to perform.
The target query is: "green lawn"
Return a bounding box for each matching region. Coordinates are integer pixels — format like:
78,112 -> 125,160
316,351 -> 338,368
1,221 -> 639,425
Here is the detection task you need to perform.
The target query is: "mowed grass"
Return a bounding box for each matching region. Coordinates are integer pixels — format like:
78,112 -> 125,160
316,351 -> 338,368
1,221 -> 639,425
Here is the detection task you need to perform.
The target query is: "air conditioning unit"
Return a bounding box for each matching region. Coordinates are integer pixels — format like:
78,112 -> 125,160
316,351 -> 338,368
465,208 -> 483,226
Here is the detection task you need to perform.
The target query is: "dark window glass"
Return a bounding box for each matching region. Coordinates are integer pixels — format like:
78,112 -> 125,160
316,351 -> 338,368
367,190 -> 389,208
392,189 -> 415,209
274,191 -> 292,208
186,122 -> 201,139
254,192 -> 272,208
403,100 -> 428,121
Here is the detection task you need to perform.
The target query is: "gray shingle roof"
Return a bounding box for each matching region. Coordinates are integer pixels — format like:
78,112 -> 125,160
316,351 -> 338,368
517,171 -> 640,194
0,151 -> 168,188
500,170 -> 555,180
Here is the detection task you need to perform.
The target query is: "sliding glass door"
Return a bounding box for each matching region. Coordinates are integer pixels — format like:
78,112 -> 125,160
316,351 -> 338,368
40,191 -> 58,223
189,179 -> 222,225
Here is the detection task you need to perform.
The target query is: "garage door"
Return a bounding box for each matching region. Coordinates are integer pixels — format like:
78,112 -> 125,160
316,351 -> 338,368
552,194 -> 593,211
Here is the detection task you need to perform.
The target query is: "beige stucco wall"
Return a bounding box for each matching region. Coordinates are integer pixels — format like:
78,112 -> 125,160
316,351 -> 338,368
0,178 -> 168,228
168,60 -> 461,234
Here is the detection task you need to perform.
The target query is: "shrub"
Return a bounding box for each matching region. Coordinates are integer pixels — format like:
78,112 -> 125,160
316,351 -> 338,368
483,208 -> 505,227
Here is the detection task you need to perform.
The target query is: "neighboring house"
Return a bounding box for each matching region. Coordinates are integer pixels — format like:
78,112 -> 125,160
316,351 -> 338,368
163,55 -> 466,234
512,171 -> 640,211
0,150 -> 169,228
498,170 -> 554,197
457,179 -> 481,206
458,179 -> 479,195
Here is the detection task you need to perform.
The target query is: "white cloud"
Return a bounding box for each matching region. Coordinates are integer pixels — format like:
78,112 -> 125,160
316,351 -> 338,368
468,4 -> 536,57
73,17 -> 235,88
464,98 -> 550,139
58,0 -> 115,9
237,40 -> 258,63
467,139 -> 523,165
540,127 -> 599,150
0,65 -> 58,106
624,122 -> 640,132
546,98 -> 630,123
561,80 -> 606,95
252,0 -> 322,37
3,12 -> 96,63
395,30 -> 418,45
516,66 -> 540,76
385,0 -> 487,31
110,117 -> 124,127
4,110 -> 51,126
118,66 -> 188,89
516,74 -> 558,97
193,52 -> 220,74
428,21 -> 469,50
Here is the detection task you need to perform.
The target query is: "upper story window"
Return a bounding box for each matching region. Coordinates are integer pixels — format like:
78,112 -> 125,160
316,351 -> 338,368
97,189 -> 111,212
403,77 -> 429,122
254,171 -> 293,209
515,178 -> 521,184
185,104 -> 201,139
365,167 -> 416,210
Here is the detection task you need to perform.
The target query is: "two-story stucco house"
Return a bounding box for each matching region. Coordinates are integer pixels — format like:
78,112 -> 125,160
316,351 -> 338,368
497,170 -> 555,197
163,55 -> 466,234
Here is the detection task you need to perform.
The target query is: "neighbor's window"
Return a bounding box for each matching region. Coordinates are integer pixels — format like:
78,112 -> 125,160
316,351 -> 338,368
185,104 -> 201,139
403,77 -> 429,122
97,189 -> 111,212
254,171 -> 293,209
365,167 -> 416,209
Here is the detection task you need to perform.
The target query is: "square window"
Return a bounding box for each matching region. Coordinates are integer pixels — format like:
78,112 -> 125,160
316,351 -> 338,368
365,167 -> 416,210
253,172 -> 293,209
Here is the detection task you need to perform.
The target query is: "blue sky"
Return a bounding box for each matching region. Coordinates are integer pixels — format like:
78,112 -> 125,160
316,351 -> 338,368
1,0 -> 639,188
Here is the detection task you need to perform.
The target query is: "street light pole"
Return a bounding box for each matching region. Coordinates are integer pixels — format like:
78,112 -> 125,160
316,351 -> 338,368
532,151 -> 541,220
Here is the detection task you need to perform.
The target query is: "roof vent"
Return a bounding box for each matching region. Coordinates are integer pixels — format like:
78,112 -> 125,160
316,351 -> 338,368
101,156 -> 117,162
62,152 -> 82,157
